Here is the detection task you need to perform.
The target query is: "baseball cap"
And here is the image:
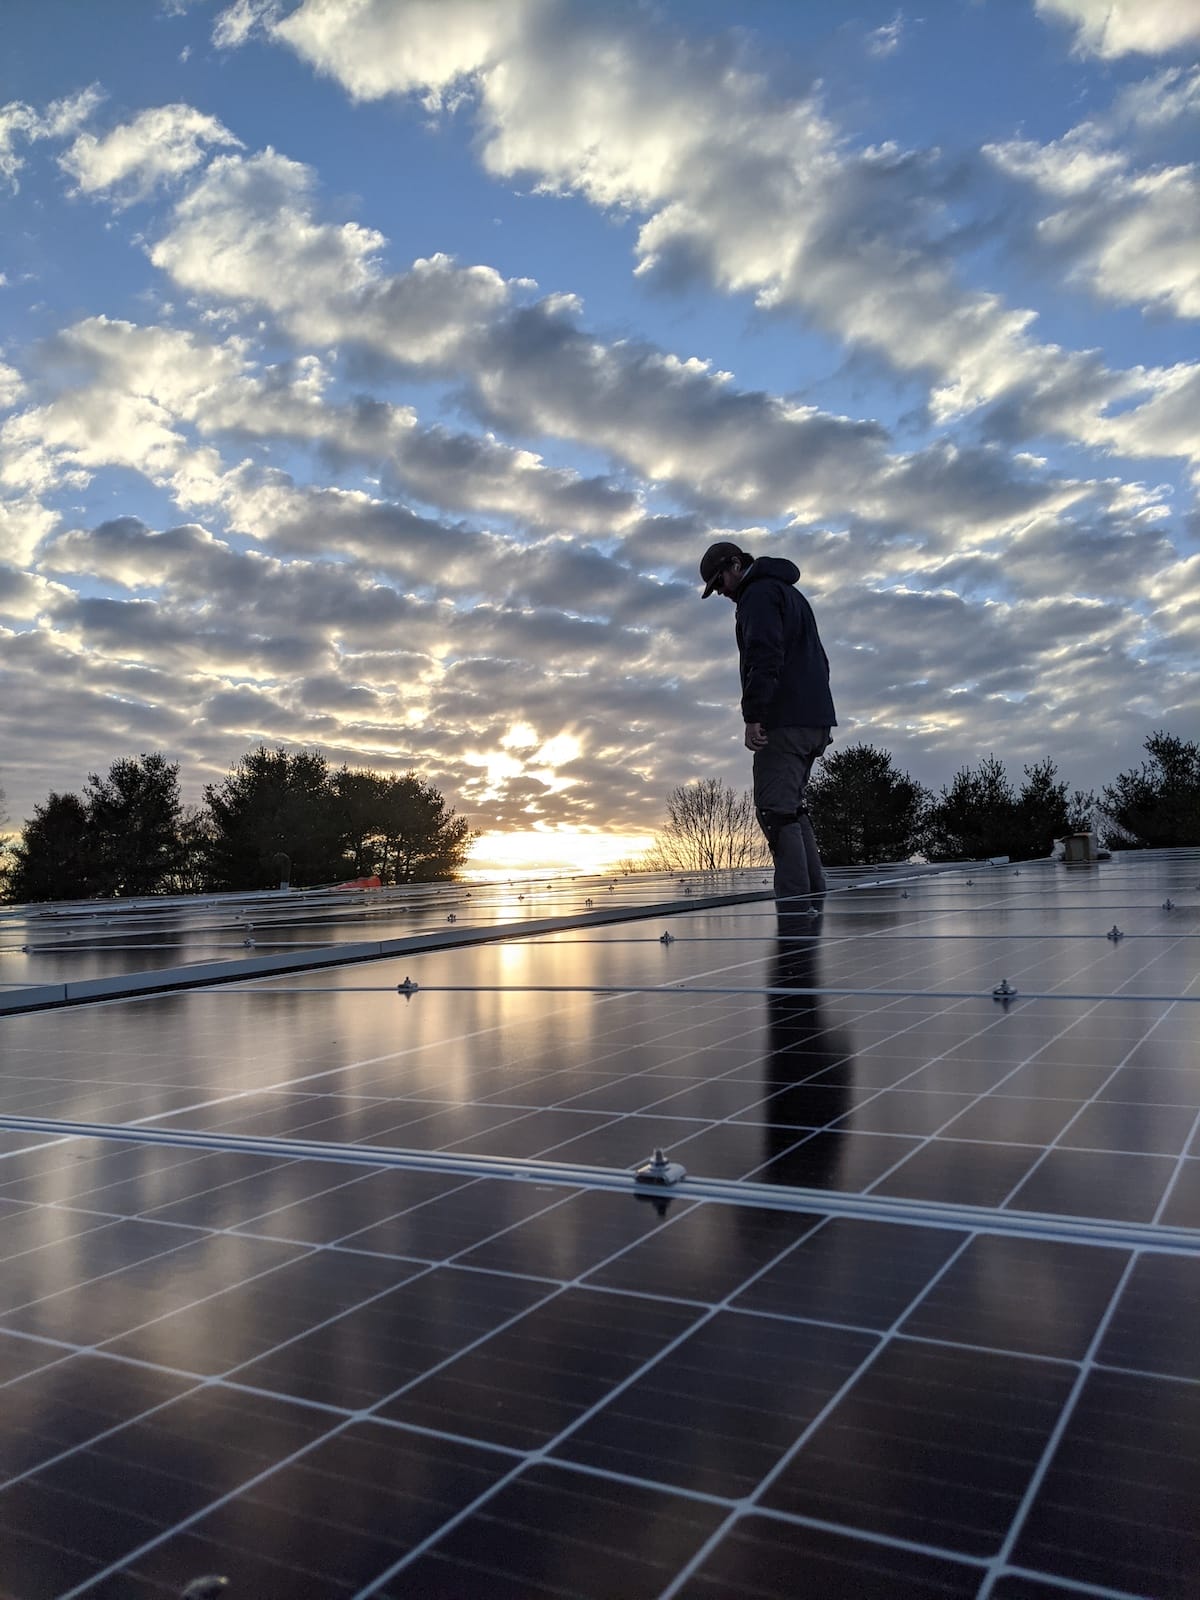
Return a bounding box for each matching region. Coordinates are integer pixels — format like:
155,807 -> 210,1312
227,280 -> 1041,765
699,541 -> 748,598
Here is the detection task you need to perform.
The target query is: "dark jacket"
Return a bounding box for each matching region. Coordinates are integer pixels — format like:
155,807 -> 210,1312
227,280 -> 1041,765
734,557 -> 837,729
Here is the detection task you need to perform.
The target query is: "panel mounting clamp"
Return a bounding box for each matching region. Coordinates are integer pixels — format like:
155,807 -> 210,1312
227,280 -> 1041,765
635,1147 -> 687,1186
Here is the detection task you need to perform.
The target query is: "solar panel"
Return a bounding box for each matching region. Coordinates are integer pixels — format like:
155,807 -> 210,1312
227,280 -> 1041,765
0,850 -> 1198,1596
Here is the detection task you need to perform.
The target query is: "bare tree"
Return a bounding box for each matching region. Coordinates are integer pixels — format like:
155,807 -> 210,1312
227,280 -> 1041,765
643,778 -> 768,871
0,781 -> 9,894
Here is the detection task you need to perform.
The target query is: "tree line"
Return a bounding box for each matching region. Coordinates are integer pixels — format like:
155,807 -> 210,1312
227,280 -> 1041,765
0,746 -> 473,904
647,732 -> 1200,870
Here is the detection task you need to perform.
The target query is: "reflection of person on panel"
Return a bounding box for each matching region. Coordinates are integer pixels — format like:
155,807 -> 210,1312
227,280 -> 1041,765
757,916 -> 852,1189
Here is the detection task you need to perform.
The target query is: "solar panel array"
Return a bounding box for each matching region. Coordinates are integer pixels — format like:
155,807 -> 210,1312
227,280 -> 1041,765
0,868 -> 776,993
1,851 -> 1198,1597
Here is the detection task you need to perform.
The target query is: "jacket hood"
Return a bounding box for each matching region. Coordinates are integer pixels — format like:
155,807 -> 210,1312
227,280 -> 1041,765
741,556 -> 800,588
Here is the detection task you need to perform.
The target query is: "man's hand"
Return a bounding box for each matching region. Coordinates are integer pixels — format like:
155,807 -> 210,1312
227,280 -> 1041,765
744,722 -> 768,751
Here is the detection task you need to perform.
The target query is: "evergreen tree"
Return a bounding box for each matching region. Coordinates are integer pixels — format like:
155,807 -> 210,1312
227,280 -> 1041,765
925,755 -> 1019,861
927,754 -> 1093,861
373,772 -> 474,883
1013,758 -> 1095,859
807,744 -> 932,866
85,753 -> 186,896
167,806 -> 217,895
5,792 -> 101,903
331,767 -> 390,878
1102,731 -> 1200,848
204,746 -> 344,890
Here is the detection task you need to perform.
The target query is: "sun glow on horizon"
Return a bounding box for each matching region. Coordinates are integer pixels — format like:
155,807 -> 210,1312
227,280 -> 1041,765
466,828 -> 655,879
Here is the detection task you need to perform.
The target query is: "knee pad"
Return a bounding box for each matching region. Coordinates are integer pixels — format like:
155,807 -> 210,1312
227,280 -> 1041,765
756,807 -> 801,852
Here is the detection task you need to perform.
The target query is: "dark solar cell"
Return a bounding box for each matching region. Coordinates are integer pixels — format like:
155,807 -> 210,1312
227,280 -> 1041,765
331,1174 -> 575,1257
940,1093 -> 1085,1144
872,1135 -> 1043,1205
116,1424 -> 512,1599
731,1215 -> 965,1328
900,1234 -> 1130,1359
456,1184 -> 692,1278
988,1576 -> 1120,1598
760,1339 -> 1078,1556
1056,1097 -> 1193,1154
374,1463 -> 726,1600
1159,1157 -> 1200,1226
377,1287 -> 701,1452
1005,1147 -> 1175,1222
674,1513 -> 984,1598
228,1264 -> 552,1409
1096,1251 -> 1200,1380
753,1128 -> 921,1187
2,1353 -> 190,1479
584,1199 -> 816,1302
1012,1367 -> 1200,1596
554,1309 -> 877,1497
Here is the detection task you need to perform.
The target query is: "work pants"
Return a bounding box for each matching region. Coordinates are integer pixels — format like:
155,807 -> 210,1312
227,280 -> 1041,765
753,726 -> 831,908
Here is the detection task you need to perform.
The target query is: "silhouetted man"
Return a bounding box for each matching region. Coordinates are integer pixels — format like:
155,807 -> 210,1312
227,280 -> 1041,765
700,541 -> 836,913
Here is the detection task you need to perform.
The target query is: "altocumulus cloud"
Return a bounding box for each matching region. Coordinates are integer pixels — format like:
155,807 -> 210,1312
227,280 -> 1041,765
0,0 -> 1197,864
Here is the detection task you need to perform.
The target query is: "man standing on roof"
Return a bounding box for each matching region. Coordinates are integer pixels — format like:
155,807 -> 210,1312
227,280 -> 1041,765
699,541 -> 836,912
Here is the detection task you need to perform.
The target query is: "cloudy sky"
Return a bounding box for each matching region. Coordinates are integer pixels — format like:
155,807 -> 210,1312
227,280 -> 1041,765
2,0 -> 1200,872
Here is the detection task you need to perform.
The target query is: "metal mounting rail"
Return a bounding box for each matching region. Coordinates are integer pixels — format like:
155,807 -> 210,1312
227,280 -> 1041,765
2,1114 -> 1197,1257
220,981 -> 1200,1005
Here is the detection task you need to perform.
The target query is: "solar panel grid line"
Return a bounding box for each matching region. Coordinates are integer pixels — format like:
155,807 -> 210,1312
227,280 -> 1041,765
989,997 -> 1191,1222
649,1225 -> 985,1600
0,1215 -> 218,1323
0,1353 -> 214,1498
390,1228 -> 1132,1580
974,1251 -> 1145,1600
7,1222 -> 1164,1536
1153,1098 -> 1200,1225
12,1170 -> 997,1589
685,987 -> 1128,1194
38,1180 -> 765,1595
12,1228 -> 579,1580
849,989 -> 1159,1208
3,1177 -> 590,1371
67,982 -> 627,1139
0,1336 -> 73,1392
43,1264 -> 584,1596
2,1223 -> 317,1338
995,1570 -> 1149,1600
2,1196 -> 1196,1593
347,1205 -> 938,1597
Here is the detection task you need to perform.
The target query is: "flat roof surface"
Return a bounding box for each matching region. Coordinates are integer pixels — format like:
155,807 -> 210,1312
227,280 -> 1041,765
1,852 -> 1198,1597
